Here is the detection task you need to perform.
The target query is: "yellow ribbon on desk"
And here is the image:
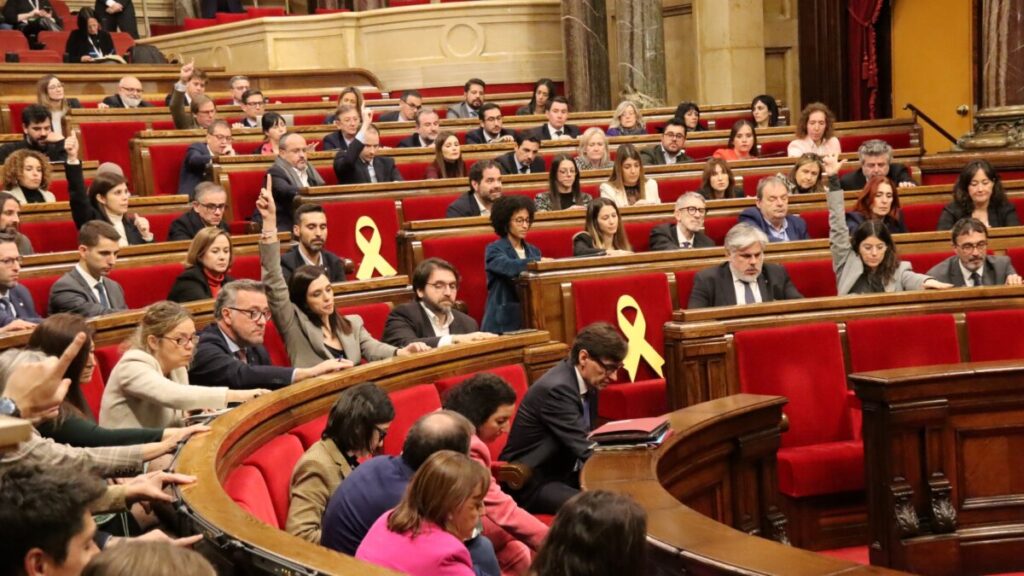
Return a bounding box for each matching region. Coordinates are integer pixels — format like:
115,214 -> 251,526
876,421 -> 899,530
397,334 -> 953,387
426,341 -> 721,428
354,215 -> 397,280
616,294 -> 665,382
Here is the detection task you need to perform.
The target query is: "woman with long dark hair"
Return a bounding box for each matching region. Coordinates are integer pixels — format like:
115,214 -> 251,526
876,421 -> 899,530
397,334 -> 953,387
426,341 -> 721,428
70,172 -> 153,246
598,144 -> 660,207
573,198 -> 632,257
937,159 -> 1019,230
750,94 -> 781,129
516,79 -> 557,116
425,131 -> 466,180
712,119 -> 758,161
535,154 -> 592,211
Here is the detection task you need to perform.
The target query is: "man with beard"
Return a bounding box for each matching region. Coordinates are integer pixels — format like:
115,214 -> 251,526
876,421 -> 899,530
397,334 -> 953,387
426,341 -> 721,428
281,203 -> 347,284
0,232 -> 41,331
99,76 -> 152,109
0,105 -> 66,165
926,217 -> 1022,286
0,192 -> 34,255
382,258 -> 496,348
263,132 -> 324,230
446,160 -> 503,218
447,78 -> 486,119
397,108 -> 441,148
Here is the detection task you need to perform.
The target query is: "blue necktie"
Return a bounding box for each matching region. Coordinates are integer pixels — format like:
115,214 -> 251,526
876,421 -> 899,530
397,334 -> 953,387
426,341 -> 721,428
96,281 -> 110,309
742,280 -> 756,304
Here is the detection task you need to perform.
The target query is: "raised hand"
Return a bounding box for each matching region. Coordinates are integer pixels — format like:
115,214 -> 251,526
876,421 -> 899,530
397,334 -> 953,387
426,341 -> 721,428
256,175 -> 276,223
179,59 -> 195,84
4,332 -> 86,422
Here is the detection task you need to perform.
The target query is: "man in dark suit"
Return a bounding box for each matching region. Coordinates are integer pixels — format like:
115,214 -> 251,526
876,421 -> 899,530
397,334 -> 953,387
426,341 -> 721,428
531,96 -> 580,141
495,133 -> 544,175
264,132 -> 325,230
382,258 -> 496,347
0,232 -> 40,332
0,105 -> 67,165
95,0 -> 139,37
640,118 -> 692,166
465,102 -> 516,145
500,323 -> 627,514
178,120 -> 234,198
167,182 -> 230,241
378,90 -> 422,123
48,221 -> 128,318
0,193 -> 34,256
839,139 -> 917,191
926,217 -> 1023,286
649,193 -> 715,251
322,103 -> 360,152
397,108 -> 441,148
282,203 -> 347,284
100,76 -> 152,109
738,176 -> 809,242
446,78 -> 485,119
689,223 -> 803,308
233,89 -> 265,129
333,123 -> 403,185
446,160 -> 503,218
168,62 -> 215,129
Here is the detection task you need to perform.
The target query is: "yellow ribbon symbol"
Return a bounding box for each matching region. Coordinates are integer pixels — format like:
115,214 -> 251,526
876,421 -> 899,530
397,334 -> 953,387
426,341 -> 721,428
616,294 -> 665,381
354,215 -> 397,280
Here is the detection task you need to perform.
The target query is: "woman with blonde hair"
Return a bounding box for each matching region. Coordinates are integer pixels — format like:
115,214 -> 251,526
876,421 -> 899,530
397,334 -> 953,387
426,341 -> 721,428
356,450 -> 490,576
36,74 -> 82,137
574,128 -> 613,171
606,100 -> 646,137
83,540 -> 215,576
99,301 -> 267,429
783,153 -> 840,195
167,227 -> 236,303
598,144 -> 660,207
573,197 -> 633,257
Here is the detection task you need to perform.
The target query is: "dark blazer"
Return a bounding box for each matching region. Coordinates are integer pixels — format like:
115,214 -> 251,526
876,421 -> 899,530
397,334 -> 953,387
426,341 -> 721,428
465,127 -> 515,145
688,261 -> 803,309
68,164 -> 150,245
65,30 -> 115,63
381,300 -> 479,348
321,455 -> 414,554
178,142 -> 212,198
445,191 -> 483,218
188,323 -> 294,390
280,244 -> 347,284
167,210 -> 229,242
332,138 -> 403,185
48,268 -> 127,317
936,201 -> 1020,231
321,131 -> 349,152
265,156 -> 326,230
377,110 -> 402,123
101,94 -> 153,108
0,136 -> 67,165
926,255 -> 1017,286
640,144 -> 693,166
738,207 -> 810,242
532,124 -> 580,141
0,283 -> 42,327
481,237 -> 542,334
397,133 -> 430,148
166,266 -> 235,303
648,223 -> 715,251
500,359 -> 595,499
495,150 -> 545,176
571,232 -> 604,257
845,211 -> 907,236
839,163 -> 914,191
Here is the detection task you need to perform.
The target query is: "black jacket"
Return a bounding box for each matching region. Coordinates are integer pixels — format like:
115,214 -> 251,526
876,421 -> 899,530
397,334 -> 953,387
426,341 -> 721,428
322,131 -> 349,152
397,133 -> 430,148
495,150 -> 545,175
381,301 -> 479,348
167,266 -> 235,303
0,136 -> 67,165
68,164 -> 150,245
445,191 -> 482,218
100,94 -> 153,108
167,210 -> 229,242
465,127 -> 515,145
188,323 -> 294,390
280,244 -> 347,284
688,261 -> 803,309
65,29 -> 115,63
332,138 -> 403,185
839,163 -> 914,191
648,223 -> 715,251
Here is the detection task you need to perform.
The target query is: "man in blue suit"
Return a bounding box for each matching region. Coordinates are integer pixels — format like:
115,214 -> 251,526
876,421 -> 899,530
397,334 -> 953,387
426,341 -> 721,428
738,175 -> 809,242
178,120 -> 235,199
0,232 -> 41,332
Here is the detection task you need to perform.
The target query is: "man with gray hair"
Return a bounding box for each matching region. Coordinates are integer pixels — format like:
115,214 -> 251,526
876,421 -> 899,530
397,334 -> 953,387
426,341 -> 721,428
839,139 -> 916,191
264,131 -> 325,230
189,279 -> 345,389
649,192 -> 715,250
738,175 -> 809,242
167,182 -> 230,241
688,222 -> 802,308
228,75 -> 251,105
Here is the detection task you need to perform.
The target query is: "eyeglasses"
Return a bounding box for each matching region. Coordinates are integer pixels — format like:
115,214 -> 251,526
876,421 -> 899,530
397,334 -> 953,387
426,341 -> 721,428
511,217 -> 531,226
0,257 -> 22,266
245,100 -> 266,107
679,206 -> 706,216
160,334 -> 199,347
664,132 -> 686,140
228,307 -> 272,322
427,281 -> 458,292
957,241 -> 988,253
198,202 -> 227,212
212,134 -> 233,142
120,86 -> 143,94
590,356 -> 622,375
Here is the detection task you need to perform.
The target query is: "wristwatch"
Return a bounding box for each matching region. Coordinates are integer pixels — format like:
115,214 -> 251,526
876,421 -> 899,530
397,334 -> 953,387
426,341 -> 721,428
0,396 -> 20,418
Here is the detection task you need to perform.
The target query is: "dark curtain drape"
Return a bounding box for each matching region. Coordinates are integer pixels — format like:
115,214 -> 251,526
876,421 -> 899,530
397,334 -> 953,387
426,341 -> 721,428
847,0 -> 885,119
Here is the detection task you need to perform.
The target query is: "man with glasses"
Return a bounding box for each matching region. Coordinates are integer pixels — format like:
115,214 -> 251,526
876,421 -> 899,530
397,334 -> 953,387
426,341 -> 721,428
281,203 -> 347,284
49,221 -> 127,317
234,89 -> 266,129
649,192 -> 715,250
640,118 -> 692,165
264,132 -> 325,230
178,120 -> 234,198
926,217 -> 1022,286
190,279 -> 345,389
0,232 -> 40,332
228,75 -> 251,106
333,122 -> 402,185
382,257 -> 496,348
169,61 -> 214,129
466,102 -> 515,145
500,322 -> 627,514
379,90 -> 422,123
168,182 -> 230,241
100,76 -> 151,109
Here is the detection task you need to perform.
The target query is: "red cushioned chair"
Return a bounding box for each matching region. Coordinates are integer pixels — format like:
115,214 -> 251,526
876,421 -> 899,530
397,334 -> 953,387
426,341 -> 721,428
20,275 -> 59,319
94,344 -> 124,384
656,176 -> 702,204
5,101 -> 31,133
758,140 -> 789,157
215,12 -> 250,24
15,50 -> 62,63
741,172 -> 773,199
245,6 -> 286,16
78,122 -> 147,187
81,365 -> 105,418
183,18 -> 217,30
623,220 -> 670,253
144,212 -> 183,243
1012,197 -> 1024,223
263,320 -> 290,367
242,434 -> 305,528
433,364 -> 529,460
148,23 -> 183,36
109,32 -> 134,56
901,202 -> 945,233
322,200 -> 400,280
314,7 -> 351,13
338,302 -> 392,342
147,143 -> 192,196
1007,248 -> 1024,277
901,252 -> 951,277
401,194 -> 461,222
966,309 -> 1024,362
420,234 -> 496,322
109,263 -> 185,309
396,161 -> 430,181
783,258 -> 837,298
229,254 -> 260,280
383,384 -> 442,456
673,270 -> 698,309
527,228 -> 577,260
845,314 -> 960,373
37,30 -> 70,56
571,273 -> 670,420
289,414 -> 329,449
225,170 -> 266,229
840,131 -> 912,153
703,216 -> 735,245
801,209 -> 829,239
734,323 -> 864,549
44,179 -> 71,201
224,464 -> 279,527
20,220 -> 79,254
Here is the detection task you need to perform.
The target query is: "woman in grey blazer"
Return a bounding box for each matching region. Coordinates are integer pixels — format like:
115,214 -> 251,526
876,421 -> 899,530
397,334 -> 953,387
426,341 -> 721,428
828,187 -> 951,295
256,189 -> 428,369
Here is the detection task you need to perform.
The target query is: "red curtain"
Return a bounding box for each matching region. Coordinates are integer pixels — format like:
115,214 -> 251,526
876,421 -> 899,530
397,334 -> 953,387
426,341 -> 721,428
848,0 -> 885,120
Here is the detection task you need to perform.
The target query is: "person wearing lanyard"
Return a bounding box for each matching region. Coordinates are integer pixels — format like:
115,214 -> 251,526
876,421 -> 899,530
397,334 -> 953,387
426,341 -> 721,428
66,8 -> 116,63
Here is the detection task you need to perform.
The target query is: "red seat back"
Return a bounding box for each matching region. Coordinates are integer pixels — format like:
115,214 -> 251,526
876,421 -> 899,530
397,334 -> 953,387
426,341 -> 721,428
396,161 -> 430,181
262,320 -> 290,367
81,365 -> 105,418
225,170 -> 265,227
674,270 -> 698,309
783,258 -> 837,298
229,254 -> 260,280
433,364 -> 529,460
801,209 -> 830,239
421,234 -> 495,322
623,219 -> 671,253
37,30 -> 70,54
108,263 -> 185,309
1008,248 -> 1024,275
322,200 -> 400,280
45,179 -> 71,201
401,194 -> 460,222
241,434 -> 304,528
527,228 -> 577,260
656,176 -> 702,204
20,220 -> 79,254
246,6 -> 286,16
966,309 -> 1024,362
846,314 -> 960,373
224,464 -> 278,527
338,302 -> 392,341
383,384 -> 442,456
109,32 -> 135,55
215,12 -> 250,24
144,212 -> 183,243
289,414 -> 329,449
703,216 -> 736,245
183,18 -> 217,30
901,202 -> 945,233
147,143 -> 192,196
78,122 -> 146,187
94,344 -> 125,384
901,252 -> 950,276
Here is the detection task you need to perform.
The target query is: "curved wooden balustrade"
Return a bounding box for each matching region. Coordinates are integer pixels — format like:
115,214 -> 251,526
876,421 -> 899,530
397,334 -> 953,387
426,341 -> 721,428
172,331 -> 566,575
581,394 -> 909,575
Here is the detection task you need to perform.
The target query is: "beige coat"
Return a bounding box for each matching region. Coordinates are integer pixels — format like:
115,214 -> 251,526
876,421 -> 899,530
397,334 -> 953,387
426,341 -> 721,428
286,438 -> 353,543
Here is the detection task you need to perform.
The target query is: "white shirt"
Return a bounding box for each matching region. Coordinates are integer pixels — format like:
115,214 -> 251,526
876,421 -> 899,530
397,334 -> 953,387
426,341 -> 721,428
676,223 -> 696,248
959,261 -> 983,286
298,245 -> 324,268
110,217 -> 129,247
547,123 -> 570,140
729,267 -> 763,305
420,302 -> 455,347
473,194 -> 490,216
292,165 -> 310,188
75,263 -> 108,305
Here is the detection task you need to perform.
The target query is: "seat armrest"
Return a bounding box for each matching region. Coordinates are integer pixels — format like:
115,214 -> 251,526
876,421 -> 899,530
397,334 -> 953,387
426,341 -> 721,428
493,460 -> 532,491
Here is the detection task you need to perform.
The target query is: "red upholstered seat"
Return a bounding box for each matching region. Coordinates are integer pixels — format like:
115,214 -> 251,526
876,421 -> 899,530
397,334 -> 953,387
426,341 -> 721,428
183,18 -> 217,30
225,170 -> 265,228
966,309 -> 1024,362
527,228 -> 577,260
401,194 -> 461,222
229,254 -> 260,280
5,101 -> 30,133
674,270 -> 698,309
321,200 -> 399,279
901,202 -> 945,233
147,143 -> 192,196
0,31 -> 30,55
263,320 -> 290,367
734,323 -> 863,498
680,143 -> 717,162
1008,248 -> 1024,280
45,179 -> 71,201
242,434 -> 305,528
94,344 -> 124,384
624,220 -> 670,253
900,252 -> 950,277
783,259 -> 837,298
37,30 -> 70,54
801,209 -> 829,239
148,23 -> 183,36
758,140 -> 789,157
81,365 -> 105,417
383,384 -> 442,456
215,12 -> 250,24
20,220 -> 79,254
703,216 -> 736,245
339,302 -> 392,340
78,122 -> 147,187
144,212 -> 183,243
20,275 -> 58,319
316,165 -> 337,186
846,314 -> 960,373
421,234 -> 495,322
840,131 -> 912,152
656,176 -> 702,204
1012,198 -> 1024,223
290,414 -> 329,449
396,161 -> 430,181
224,464 -> 279,527
245,6 -> 286,16
110,32 -> 134,56
15,50 -> 62,63
109,263 -> 185,309
433,364 -> 529,460
571,273 -> 670,420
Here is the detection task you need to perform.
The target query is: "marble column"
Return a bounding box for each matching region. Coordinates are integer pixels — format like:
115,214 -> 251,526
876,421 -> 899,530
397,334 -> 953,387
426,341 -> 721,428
691,0 -> 766,105
959,0 -> 1024,148
615,0 -> 667,107
562,0 -> 611,112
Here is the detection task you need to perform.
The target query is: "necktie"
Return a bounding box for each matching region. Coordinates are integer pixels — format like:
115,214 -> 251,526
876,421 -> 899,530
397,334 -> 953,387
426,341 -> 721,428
581,392 -> 593,431
555,130 -> 563,138
96,281 -> 110,309
742,280 -> 756,304
970,272 -> 982,287
519,164 -> 527,174
235,349 -> 249,365
366,162 -> 378,184
681,241 -> 691,249
0,296 -> 14,319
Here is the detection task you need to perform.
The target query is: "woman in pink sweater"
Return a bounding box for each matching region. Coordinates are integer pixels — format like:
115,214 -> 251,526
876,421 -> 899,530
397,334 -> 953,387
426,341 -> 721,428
444,373 -> 550,576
